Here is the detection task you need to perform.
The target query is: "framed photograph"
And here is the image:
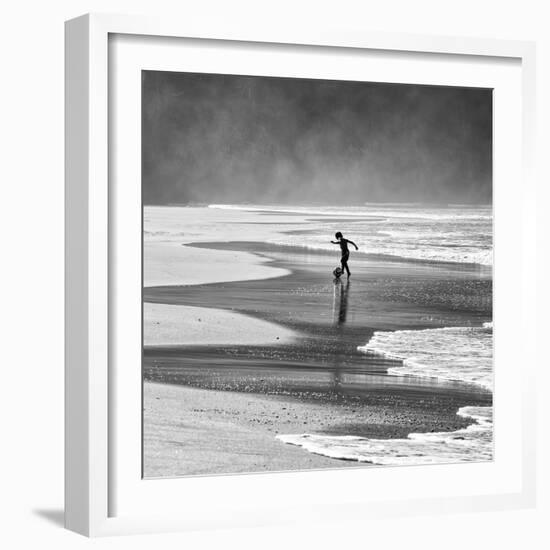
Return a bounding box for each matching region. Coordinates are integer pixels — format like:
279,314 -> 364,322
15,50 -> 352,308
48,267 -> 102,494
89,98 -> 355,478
65,13 -> 537,536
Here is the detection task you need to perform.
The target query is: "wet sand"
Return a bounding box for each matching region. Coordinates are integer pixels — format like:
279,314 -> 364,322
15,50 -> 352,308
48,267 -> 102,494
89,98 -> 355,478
145,242 -> 491,343
144,381 -> 482,477
143,241 -> 492,477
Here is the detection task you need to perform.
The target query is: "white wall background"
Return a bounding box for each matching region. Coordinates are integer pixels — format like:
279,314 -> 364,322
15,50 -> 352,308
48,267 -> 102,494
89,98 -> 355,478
0,0 -> 547,547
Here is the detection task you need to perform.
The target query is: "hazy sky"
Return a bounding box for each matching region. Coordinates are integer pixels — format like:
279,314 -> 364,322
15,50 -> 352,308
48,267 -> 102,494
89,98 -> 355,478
142,71 -> 492,206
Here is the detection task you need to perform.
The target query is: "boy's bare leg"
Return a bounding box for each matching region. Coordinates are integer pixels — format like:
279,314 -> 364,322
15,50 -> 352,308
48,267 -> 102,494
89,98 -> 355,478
342,259 -> 350,277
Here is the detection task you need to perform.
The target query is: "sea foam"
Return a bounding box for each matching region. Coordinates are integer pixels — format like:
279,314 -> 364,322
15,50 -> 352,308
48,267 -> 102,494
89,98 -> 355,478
276,405 -> 493,465
358,324 -> 493,391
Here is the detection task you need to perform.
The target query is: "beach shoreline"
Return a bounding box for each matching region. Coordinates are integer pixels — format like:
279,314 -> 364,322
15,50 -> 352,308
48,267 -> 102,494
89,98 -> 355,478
144,382 -> 360,477
144,381 -> 485,477
143,215 -> 300,347
143,206 -> 492,476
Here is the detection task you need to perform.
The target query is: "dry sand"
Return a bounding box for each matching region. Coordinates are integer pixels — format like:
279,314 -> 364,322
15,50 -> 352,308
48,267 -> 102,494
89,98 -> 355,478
144,382 -> 362,477
144,302 -> 296,346
145,241 -> 290,287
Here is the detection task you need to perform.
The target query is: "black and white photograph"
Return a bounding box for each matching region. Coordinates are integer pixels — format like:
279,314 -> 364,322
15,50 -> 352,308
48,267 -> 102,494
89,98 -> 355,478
141,70 -> 493,477
3,0 -> 546,545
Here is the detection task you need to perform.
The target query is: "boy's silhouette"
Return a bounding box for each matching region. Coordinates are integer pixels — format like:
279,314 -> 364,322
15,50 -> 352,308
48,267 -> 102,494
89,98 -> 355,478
331,232 -> 358,277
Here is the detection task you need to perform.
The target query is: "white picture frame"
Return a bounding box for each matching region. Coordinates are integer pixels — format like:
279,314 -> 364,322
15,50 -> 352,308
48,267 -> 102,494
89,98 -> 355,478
65,12 -> 537,537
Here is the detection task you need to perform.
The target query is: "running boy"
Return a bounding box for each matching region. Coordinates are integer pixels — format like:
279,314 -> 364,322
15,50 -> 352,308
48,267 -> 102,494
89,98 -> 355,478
331,232 -> 359,277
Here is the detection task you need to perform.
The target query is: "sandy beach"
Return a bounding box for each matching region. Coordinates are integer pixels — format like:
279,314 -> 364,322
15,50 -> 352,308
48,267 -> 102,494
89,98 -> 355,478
144,382 -> 359,477
142,206 -> 492,477
143,380 -> 484,476
144,211 -> 296,348
144,302 -> 297,347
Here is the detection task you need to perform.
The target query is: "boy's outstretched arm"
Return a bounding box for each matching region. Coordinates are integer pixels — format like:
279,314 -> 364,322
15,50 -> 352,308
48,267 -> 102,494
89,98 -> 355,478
347,239 -> 359,250
330,240 -> 339,244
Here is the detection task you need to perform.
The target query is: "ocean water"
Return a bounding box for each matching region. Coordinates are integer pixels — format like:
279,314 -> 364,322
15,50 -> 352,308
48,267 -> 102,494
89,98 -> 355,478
209,203 -> 493,266
278,323 -> 493,466
359,323 -> 493,391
